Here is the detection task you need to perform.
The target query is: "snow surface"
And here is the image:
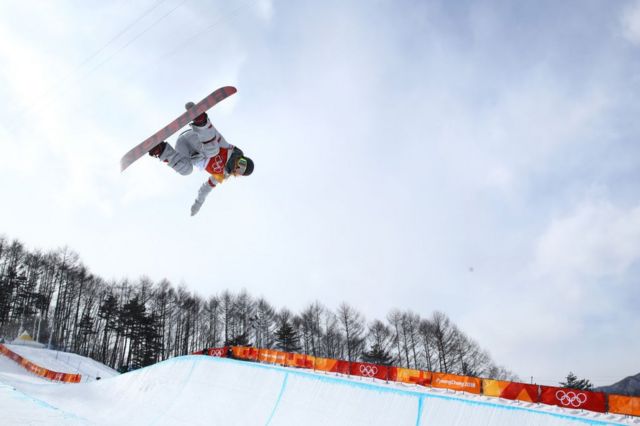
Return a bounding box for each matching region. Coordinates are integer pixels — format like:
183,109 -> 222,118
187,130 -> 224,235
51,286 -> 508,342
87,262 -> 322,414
1,352 -> 638,425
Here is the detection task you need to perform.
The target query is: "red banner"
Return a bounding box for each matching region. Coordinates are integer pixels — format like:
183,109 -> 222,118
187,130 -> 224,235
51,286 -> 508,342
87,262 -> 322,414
540,386 -> 606,413
335,360 -> 350,375
350,362 -> 389,381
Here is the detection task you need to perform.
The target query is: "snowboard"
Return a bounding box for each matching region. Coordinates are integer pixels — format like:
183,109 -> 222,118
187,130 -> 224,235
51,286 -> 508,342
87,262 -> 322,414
120,86 -> 237,171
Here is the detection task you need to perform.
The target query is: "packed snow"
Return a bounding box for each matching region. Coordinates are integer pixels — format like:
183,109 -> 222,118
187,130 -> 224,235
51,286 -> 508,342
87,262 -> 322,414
0,349 -> 638,425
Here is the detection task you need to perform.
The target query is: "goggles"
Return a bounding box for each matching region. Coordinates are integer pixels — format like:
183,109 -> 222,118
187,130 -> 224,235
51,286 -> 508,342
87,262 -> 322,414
234,157 -> 248,175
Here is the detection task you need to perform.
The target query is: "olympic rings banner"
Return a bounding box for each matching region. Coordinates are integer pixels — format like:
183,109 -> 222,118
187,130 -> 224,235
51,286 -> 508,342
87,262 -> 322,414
432,372 -> 482,394
206,347 -> 228,357
482,379 -> 539,403
540,385 -> 606,413
350,362 -> 389,381
388,367 -> 432,386
0,344 -> 81,383
608,394 -> 640,417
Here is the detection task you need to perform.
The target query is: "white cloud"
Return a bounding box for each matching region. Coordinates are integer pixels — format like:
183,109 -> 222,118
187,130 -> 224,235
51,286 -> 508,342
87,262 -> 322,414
256,0 -> 274,22
622,0 -> 640,45
533,199 -> 640,284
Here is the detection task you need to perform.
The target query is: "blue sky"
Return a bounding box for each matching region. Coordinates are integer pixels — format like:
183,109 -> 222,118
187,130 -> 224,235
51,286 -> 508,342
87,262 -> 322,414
1,0 -> 639,386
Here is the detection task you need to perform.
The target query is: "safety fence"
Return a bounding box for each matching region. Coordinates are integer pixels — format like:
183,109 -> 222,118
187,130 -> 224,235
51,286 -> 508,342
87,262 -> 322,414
193,346 -> 640,418
0,343 -> 81,383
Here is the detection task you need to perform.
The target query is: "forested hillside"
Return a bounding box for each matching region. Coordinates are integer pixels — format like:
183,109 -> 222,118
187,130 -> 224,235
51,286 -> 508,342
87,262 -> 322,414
0,235 -> 513,378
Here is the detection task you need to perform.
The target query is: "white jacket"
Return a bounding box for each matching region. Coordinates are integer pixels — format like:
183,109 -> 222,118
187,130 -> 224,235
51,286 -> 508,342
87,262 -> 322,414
167,117 -> 233,174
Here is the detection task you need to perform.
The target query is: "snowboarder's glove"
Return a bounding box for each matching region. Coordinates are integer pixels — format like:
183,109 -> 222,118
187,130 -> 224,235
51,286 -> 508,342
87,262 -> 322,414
185,101 -> 208,127
192,112 -> 208,127
148,141 -> 167,158
191,199 -> 204,216
190,182 -> 213,216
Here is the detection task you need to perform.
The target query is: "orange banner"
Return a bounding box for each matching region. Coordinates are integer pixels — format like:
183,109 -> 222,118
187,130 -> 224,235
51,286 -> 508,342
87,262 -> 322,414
256,349 -> 286,365
314,357 -> 338,372
482,379 -> 539,402
231,346 -> 254,360
284,352 -> 314,369
608,394 -> 640,417
389,367 -> 432,386
432,372 -> 481,394
0,344 -> 81,383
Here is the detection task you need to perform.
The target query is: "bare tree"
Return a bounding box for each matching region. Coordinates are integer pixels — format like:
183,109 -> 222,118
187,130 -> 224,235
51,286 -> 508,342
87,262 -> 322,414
431,311 -> 457,373
253,297 -> 276,348
336,302 -> 365,362
299,301 -> 324,356
418,318 -> 437,372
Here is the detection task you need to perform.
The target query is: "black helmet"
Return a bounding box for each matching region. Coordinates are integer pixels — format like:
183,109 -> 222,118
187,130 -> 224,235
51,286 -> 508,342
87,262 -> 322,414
240,157 -> 254,176
227,154 -> 254,176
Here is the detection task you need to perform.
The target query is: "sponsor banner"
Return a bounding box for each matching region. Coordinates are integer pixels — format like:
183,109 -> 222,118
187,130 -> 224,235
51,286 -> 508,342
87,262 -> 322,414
389,367 -> 432,386
258,349 -> 286,365
314,357 -> 338,372
482,379 -> 539,403
231,346 -> 253,360
257,349 -> 275,364
0,344 -> 81,383
284,353 -> 314,369
608,394 -> 640,417
350,362 -> 388,381
540,386 -> 606,413
206,347 -> 228,357
432,372 -> 481,394
273,351 -> 286,365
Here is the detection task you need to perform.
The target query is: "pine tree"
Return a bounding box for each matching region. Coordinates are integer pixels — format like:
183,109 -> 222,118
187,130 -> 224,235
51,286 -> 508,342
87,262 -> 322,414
361,342 -> 393,365
561,372 -> 594,390
274,315 -> 301,352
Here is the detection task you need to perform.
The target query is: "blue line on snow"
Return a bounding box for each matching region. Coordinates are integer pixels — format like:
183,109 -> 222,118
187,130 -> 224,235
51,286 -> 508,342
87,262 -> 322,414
265,372 -> 289,426
416,394 -> 425,426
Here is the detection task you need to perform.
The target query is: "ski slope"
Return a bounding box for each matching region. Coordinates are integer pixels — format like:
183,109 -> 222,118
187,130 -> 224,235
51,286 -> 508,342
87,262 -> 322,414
0,353 -> 637,425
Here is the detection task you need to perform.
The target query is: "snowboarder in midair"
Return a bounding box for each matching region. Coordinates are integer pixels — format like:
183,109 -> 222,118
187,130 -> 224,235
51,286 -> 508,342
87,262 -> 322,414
148,103 -> 254,216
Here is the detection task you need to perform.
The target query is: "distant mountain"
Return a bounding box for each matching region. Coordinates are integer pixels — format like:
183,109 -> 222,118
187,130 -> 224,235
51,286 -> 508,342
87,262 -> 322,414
595,373 -> 640,396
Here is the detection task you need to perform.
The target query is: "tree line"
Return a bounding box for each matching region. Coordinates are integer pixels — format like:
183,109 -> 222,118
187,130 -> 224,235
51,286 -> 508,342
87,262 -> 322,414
0,235 -> 515,379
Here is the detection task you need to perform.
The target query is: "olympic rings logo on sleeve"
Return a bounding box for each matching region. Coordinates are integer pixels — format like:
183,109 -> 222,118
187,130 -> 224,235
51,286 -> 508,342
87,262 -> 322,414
359,364 -> 379,377
555,390 -> 588,407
